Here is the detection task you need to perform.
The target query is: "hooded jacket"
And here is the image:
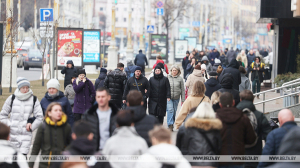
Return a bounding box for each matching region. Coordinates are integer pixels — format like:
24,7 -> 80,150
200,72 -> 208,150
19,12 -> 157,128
168,66 -> 185,101
152,60 -> 169,74
61,60 -> 77,88
94,71 -> 107,89
40,91 -> 74,126
236,100 -> 271,168
216,107 -> 256,165
123,74 -> 150,100
239,73 -> 251,92
73,77 -> 96,114
127,105 -> 159,147
125,62 -> 138,80
218,73 -> 240,106
104,69 -> 127,108
212,63 -> 222,72
134,50 -> 148,67
29,114 -> 72,168
102,126 -> 148,168
176,118 -> 222,167
182,56 -> 190,78
185,69 -> 206,96
134,143 -> 192,168
201,56 -> 213,73
219,55 -> 227,67
218,59 -> 241,90
226,49 -> 237,64
0,140 -> 29,168
148,69 -> 171,116
205,77 -> 221,99
249,59 -> 265,82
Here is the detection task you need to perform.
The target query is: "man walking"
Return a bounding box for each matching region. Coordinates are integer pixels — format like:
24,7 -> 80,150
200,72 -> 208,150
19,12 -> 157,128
218,59 -> 241,91
226,47 -> 237,64
61,60 -> 77,88
204,71 -> 221,99
123,66 -> 150,109
249,56 -> 265,98
104,63 -> 127,109
134,50 -> 148,75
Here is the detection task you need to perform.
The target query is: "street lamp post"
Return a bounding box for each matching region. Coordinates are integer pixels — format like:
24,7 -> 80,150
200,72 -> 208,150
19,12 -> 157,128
107,0 -> 118,70
126,0 -> 134,60
139,0 -> 145,53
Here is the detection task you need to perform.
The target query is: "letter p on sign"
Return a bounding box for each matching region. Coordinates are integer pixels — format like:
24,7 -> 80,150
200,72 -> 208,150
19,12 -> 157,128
40,8 -> 54,22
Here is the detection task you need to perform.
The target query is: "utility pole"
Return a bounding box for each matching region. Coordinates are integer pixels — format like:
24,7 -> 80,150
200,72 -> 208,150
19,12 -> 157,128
169,0 -> 174,64
126,0 -> 134,60
199,4 -> 203,44
18,0 -> 21,41
204,0 -> 208,47
107,0 -> 118,70
146,0 -> 152,67
139,0 -> 145,53
53,0 -> 59,79
34,0 -> 37,49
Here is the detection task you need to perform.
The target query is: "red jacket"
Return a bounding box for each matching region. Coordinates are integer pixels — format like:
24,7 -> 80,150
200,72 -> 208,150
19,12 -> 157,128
152,60 -> 169,74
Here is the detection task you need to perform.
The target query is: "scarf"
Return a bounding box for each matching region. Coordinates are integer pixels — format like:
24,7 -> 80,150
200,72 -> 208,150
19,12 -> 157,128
14,88 -> 33,101
48,92 -> 60,99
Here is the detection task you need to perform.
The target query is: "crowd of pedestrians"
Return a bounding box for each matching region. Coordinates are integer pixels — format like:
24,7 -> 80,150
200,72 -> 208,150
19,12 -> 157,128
0,48 -> 298,168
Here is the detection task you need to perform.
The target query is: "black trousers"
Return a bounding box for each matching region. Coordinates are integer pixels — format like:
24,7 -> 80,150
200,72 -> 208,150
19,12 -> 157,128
74,113 -> 82,122
150,114 -> 164,124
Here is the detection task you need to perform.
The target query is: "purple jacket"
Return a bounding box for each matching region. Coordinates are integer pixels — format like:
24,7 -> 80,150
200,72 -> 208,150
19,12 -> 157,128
72,78 -> 96,114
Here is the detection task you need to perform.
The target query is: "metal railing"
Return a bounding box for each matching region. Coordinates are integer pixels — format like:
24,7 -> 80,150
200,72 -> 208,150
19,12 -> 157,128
253,81 -> 300,113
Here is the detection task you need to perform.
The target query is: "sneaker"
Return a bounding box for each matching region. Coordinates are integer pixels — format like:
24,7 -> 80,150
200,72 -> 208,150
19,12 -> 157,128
168,125 -> 173,132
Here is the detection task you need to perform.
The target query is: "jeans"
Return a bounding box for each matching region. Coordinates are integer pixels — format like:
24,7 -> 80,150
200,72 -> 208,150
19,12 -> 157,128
166,99 -> 180,126
219,165 -> 243,168
252,77 -> 261,94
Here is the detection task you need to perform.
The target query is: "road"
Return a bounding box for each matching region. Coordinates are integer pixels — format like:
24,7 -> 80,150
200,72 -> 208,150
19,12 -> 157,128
17,67 -> 42,81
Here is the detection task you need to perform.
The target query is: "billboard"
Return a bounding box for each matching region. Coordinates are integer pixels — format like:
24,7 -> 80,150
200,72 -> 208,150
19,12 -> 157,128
150,34 -> 167,59
57,28 -> 83,67
83,30 -> 101,63
184,37 -> 197,51
174,40 -> 188,59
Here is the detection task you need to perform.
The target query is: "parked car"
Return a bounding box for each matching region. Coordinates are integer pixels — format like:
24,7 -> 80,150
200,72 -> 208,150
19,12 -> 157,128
23,49 -> 45,70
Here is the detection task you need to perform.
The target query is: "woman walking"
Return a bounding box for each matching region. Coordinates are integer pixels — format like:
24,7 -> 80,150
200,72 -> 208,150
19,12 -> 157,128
0,77 -> 43,155
167,65 -> 185,131
186,65 -> 205,97
29,102 -> 72,168
149,66 -> 171,124
73,69 -> 96,121
64,75 -> 76,107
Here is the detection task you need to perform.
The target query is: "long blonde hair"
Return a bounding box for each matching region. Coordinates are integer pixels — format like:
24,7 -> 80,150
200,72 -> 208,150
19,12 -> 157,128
192,102 -> 216,119
211,91 -> 221,104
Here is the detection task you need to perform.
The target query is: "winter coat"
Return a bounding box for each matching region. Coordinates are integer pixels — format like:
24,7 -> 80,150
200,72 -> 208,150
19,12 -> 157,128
94,72 -> 107,89
127,105 -> 159,147
64,84 -> 75,106
148,72 -> 171,117
134,143 -> 192,168
212,63 -> 222,72
205,78 -> 221,99
176,118 -> 222,167
152,60 -> 169,74
148,68 -> 168,80
40,91 -> 74,126
209,52 -> 220,66
186,69 -> 206,96
218,59 -> 241,90
257,121 -> 297,168
134,51 -> 148,67
125,63 -> 138,80
218,73 -> 240,106
236,53 -> 248,68
182,56 -> 190,79
226,49 -> 237,64
168,74 -> 185,101
175,96 -> 211,129
247,53 -> 256,67
73,77 -> 96,114
236,100 -> 272,168
102,126 -> 148,168
104,69 -> 127,108
0,140 -> 29,168
185,63 -> 195,78
0,94 -> 43,154
216,107 -> 257,166
201,56 -> 213,73
61,60 -> 77,88
123,75 -> 150,100
239,73 -> 251,92
219,55 -> 227,67
29,114 -> 72,168
81,102 -> 119,151
249,62 -> 265,82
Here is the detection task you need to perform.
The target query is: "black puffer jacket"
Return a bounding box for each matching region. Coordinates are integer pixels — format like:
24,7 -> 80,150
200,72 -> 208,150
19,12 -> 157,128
176,117 -> 222,167
218,59 -> 241,90
127,105 -> 159,147
61,60 -> 77,88
81,102 -> 118,151
104,69 -> 127,108
94,72 -> 107,90
218,73 -> 240,106
148,70 -> 171,117
205,78 -> 221,99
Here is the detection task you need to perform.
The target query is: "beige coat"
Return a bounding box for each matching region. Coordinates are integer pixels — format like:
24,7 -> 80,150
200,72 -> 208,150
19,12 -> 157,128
185,69 -> 205,96
236,54 -> 248,68
174,96 -> 211,129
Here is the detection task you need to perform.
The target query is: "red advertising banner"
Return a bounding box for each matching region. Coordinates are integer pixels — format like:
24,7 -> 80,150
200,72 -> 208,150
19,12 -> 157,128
57,29 -> 83,66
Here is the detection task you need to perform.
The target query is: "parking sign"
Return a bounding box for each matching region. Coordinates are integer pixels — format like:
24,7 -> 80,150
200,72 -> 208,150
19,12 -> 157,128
40,8 -> 53,22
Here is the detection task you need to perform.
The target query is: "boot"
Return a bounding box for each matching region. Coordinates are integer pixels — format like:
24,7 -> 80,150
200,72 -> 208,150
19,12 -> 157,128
168,125 -> 173,132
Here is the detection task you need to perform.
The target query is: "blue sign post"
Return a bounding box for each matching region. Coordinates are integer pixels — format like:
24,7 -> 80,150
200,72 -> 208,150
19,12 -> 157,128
40,8 -> 53,22
157,8 -> 164,15
147,25 -> 155,33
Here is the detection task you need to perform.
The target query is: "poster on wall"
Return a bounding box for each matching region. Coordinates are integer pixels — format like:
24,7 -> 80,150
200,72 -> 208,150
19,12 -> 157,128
174,40 -> 188,59
57,28 -> 83,67
83,30 -> 101,63
184,37 -> 197,51
196,44 -> 203,51
150,34 -> 167,59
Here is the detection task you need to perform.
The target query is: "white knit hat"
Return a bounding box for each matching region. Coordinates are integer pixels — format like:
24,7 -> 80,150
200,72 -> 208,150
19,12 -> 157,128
201,64 -> 207,70
17,77 -> 30,90
215,59 -> 221,64
47,79 -> 60,90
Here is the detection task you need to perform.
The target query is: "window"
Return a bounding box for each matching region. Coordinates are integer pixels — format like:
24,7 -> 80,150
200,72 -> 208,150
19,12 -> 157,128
124,18 -> 126,22
100,7 -> 103,11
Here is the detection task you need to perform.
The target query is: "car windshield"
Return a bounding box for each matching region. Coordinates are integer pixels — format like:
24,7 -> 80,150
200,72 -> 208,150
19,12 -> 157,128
29,50 -> 41,58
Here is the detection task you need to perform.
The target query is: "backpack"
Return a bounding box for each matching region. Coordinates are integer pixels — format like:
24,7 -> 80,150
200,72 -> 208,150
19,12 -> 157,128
10,94 -> 37,110
0,151 -> 19,168
242,108 -> 258,148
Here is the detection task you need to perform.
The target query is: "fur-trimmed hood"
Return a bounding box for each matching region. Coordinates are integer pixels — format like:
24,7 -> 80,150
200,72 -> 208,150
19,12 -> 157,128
185,118 -> 222,131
